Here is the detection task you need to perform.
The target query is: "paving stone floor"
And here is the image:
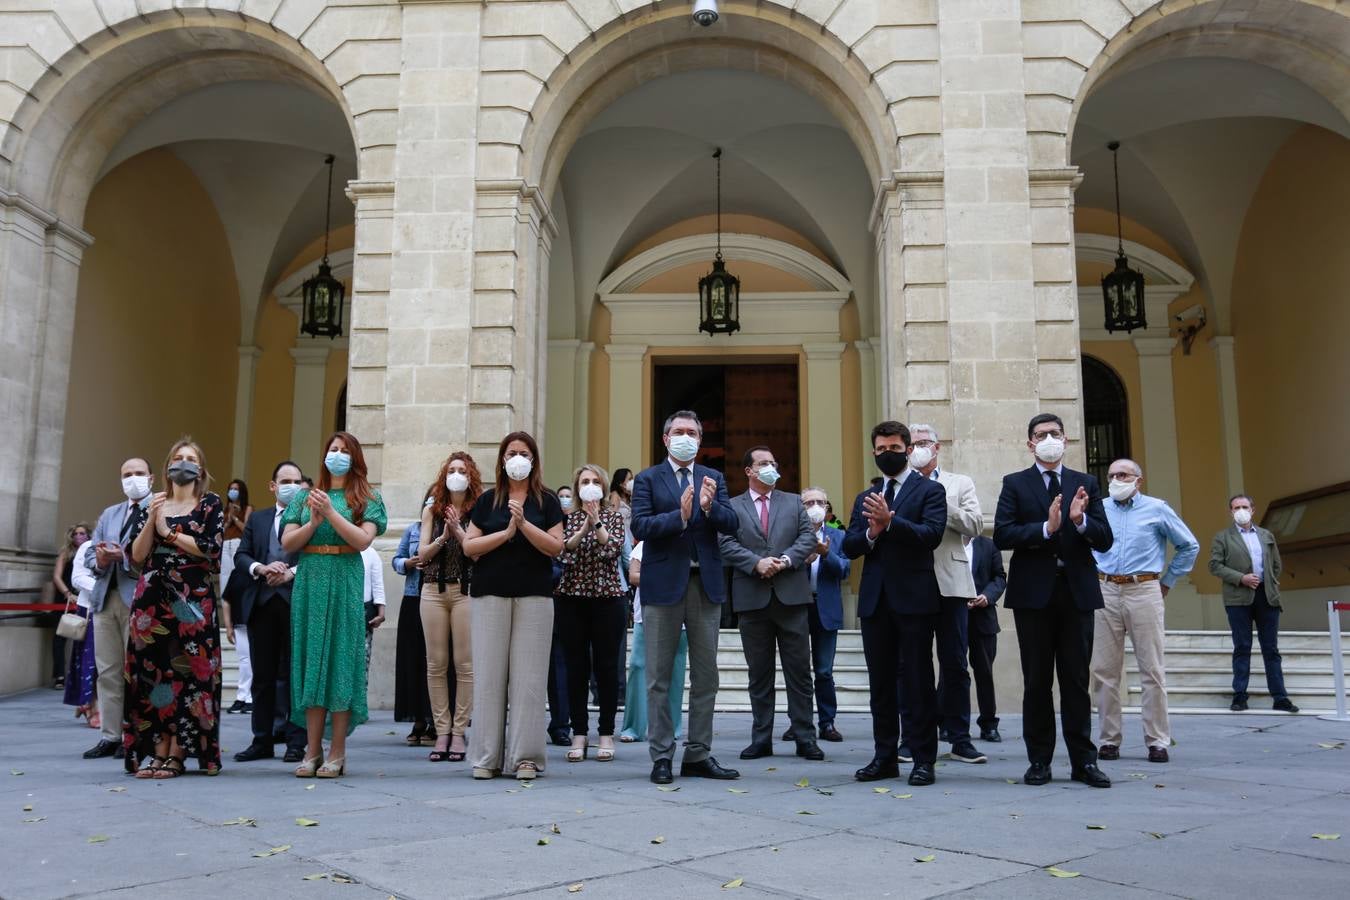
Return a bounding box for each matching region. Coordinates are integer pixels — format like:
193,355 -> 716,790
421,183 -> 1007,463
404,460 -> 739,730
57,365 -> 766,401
3,689 -> 1349,898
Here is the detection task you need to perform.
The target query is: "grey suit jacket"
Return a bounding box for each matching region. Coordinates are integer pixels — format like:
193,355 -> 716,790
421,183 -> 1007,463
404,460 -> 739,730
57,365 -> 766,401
931,469 -> 982,599
1208,524 -> 1282,607
718,489 -> 817,612
84,498 -> 146,613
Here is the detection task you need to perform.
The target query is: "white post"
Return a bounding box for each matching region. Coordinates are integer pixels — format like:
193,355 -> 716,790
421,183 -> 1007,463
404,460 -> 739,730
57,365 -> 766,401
1320,595 -> 1350,723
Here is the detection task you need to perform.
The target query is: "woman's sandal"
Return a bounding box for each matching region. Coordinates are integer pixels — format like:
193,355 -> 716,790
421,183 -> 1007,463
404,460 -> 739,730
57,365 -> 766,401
514,761 -> 539,780
294,754 -> 323,778
134,755 -> 165,779
566,736 -> 588,762
406,723 -> 429,746
317,756 -> 345,778
153,756 -> 186,779
428,746 -> 451,762
596,738 -> 615,762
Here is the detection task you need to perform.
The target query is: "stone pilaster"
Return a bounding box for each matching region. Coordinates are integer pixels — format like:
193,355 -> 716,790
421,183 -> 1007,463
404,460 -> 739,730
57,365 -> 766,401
1132,336 -> 1183,509
605,344 -> 647,472
803,342 -> 847,506
231,346 -> 263,480
1209,335 -> 1245,496
289,344 -> 336,463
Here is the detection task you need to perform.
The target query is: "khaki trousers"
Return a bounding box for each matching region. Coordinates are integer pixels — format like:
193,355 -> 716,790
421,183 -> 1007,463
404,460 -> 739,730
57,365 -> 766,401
93,600 -> 130,742
1091,580 -> 1170,749
468,595 -> 552,774
421,583 -> 473,737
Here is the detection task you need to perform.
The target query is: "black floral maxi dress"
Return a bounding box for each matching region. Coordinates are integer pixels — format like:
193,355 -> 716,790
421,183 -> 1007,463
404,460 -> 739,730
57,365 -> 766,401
122,492 -> 225,773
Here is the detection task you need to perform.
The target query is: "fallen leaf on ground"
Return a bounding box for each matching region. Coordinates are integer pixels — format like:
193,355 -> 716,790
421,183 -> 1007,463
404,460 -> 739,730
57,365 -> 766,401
252,844 -> 292,858
1086,824 -> 1106,830
1312,833 -> 1341,840
87,835 -> 110,844
873,787 -> 890,794
567,884 -> 583,894
727,788 -> 748,794
221,817 -> 257,827
506,789 -> 519,794
650,836 -> 665,844
305,784 -> 316,791
537,837 -> 550,846
656,786 -> 680,792
385,731 -> 396,736
1154,784 -> 1165,789
814,788 -> 834,796
23,816 -> 46,823
1147,832 -> 1165,839
22,804 -> 32,811
550,823 -> 561,834
331,874 -> 356,884
1128,773 -> 1146,778
295,818 -> 319,827
1316,742 -> 1343,750
302,874 -> 327,881
765,767 -> 777,772
795,777 -> 809,788
914,854 -> 935,863
1046,866 -> 1080,878
10,770 -> 22,776
722,877 -> 744,889
796,810 -> 816,815
894,793 -> 913,800
1005,779 -> 1018,785
107,787 -> 126,793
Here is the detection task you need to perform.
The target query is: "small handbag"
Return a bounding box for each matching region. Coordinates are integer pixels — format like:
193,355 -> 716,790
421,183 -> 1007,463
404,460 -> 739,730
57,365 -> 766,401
55,597 -> 88,641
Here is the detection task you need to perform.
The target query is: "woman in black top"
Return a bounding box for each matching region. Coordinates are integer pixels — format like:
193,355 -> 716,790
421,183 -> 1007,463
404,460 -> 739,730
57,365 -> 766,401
462,432 -> 564,780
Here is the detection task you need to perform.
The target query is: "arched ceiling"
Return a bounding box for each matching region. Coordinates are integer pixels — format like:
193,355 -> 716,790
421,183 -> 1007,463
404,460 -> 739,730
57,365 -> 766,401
1072,54 -> 1350,331
549,68 -> 874,340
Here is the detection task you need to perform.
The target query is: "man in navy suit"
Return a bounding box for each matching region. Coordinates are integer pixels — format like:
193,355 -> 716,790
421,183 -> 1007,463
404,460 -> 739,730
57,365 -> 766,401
801,486 -> 850,742
966,535 -> 1007,742
630,410 -> 741,785
843,421 -> 947,786
228,461 -> 307,763
994,413 -> 1114,788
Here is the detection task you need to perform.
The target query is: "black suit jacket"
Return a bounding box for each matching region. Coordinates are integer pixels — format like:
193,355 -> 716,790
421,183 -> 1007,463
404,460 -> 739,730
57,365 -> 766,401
227,506 -> 299,623
993,464 -> 1112,612
842,471 -> 947,617
968,535 -> 1007,635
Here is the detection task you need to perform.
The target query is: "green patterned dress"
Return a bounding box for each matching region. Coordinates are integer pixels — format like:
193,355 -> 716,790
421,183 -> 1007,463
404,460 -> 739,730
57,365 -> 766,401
283,488 -> 387,735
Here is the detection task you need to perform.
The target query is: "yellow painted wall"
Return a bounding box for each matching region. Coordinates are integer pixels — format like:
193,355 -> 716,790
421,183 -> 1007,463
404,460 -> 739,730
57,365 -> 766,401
1231,125 -> 1350,614
57,149 -> 240,535
620,214 -> 832,265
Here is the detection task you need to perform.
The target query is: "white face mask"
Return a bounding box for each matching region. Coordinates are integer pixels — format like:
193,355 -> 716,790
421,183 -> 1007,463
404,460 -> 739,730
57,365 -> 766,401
668,433 -> 699,462
1233,508 -> 1253,527
503,455 -> 532,482
624,479 -> 634,494
908,446 -> 934,469
1034,435 -> 1065,464
578,483 -> 605,503
755,465 -> 780,487
806,505 -> 827,525
1108,479 -> 1138,503
560,496 -> 574,510
446,472 -> 469,493
121,475 -> 151,501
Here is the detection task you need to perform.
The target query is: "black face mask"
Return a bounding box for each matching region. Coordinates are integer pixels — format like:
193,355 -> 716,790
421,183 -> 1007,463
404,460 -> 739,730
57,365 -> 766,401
167,461 -> 200,486
874,450 -> 908,477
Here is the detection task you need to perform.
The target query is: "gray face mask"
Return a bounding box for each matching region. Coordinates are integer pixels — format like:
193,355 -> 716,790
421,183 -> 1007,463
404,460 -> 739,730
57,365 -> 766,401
167,460 -> 200,486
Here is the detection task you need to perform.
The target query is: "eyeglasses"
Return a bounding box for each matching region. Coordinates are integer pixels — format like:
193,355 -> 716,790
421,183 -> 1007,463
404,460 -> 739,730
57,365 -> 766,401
1032,430 -> 1064,441
1107,472 -> 1138,482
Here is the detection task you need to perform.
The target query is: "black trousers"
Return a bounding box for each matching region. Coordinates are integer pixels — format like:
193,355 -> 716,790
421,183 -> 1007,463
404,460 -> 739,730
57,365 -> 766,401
1012,573 -> 1096,768
248,594 -> 304,749
556,595 -> 627,737
934,595 -> 972,743
968,626 -> 999,731
863,603 -> 940,765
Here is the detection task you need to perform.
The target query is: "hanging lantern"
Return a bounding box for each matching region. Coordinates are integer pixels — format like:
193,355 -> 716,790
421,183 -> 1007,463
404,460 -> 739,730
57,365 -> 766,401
698,148 -> 741,335
301,154 -> 346,339
1101,141 -> 1146,334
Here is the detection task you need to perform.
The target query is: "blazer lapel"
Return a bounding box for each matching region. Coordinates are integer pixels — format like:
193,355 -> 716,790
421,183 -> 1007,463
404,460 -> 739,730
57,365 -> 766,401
1027,465 -> 1052,514
892,469 -> 922,511
1228,526 -> 1253,572
659,462 -> 682,508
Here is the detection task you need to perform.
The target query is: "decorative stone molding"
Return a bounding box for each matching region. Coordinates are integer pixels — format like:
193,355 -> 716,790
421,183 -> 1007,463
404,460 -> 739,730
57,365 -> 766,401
596,233 -> 851,297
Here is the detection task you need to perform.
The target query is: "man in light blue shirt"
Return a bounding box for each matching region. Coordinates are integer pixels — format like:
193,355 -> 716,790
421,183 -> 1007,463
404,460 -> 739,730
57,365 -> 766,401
1089,459 -> 1199,764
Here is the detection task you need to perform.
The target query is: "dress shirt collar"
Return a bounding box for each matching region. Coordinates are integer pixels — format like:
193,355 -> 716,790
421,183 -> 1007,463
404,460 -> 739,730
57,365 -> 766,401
1237,523 -> 1258,534
667,456 -> 695,477
750,487 -> 773,504
1035,461 -> 1064,477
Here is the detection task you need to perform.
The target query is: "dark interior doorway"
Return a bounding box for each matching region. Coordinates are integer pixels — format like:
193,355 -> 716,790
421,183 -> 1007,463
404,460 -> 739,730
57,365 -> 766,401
652,360 -> 801,497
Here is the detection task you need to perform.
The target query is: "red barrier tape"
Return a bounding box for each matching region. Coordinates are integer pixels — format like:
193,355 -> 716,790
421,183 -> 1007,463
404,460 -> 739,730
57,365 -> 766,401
0,603 -> 65,612
1333,602 -> 1350,612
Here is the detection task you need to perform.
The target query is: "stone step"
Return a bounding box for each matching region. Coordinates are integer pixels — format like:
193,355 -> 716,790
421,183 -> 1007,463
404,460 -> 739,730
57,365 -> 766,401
1157,630 -> 1348,650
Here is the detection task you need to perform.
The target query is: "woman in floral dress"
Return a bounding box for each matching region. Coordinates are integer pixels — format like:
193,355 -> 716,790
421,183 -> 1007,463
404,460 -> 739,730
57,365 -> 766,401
123,438 -> 224,778
281,431 -> 387,779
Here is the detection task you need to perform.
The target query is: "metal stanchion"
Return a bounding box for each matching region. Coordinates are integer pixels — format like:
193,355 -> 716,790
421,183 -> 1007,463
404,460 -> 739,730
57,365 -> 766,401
1318,596 -> 1350,723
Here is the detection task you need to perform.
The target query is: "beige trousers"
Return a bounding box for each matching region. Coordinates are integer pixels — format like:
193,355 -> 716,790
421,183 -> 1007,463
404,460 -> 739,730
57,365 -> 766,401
93,599 -> 130,742
421,583 -> 473,737
468,595 -> 553,774
1091,580 -> 1170,749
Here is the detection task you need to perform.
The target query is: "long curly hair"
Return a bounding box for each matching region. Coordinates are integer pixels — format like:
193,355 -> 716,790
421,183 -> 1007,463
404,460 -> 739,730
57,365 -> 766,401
317,431 -> 375,523
429,451 -> 482,522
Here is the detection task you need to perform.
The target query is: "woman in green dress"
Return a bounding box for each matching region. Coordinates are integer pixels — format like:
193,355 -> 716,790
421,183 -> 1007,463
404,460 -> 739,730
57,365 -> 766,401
281,431 -> 387,778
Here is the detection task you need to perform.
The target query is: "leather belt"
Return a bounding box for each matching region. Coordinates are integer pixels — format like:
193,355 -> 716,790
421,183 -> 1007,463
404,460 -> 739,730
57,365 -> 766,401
303,545 -> 359,555
1099,572 -> 1160,584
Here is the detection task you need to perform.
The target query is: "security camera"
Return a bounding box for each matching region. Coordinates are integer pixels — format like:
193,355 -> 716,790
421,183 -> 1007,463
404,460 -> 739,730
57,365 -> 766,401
693,0 -> 719,26
1173,303 -> 1205,323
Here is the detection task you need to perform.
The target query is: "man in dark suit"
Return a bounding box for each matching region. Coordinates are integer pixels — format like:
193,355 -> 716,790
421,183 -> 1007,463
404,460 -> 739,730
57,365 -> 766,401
843,421 -> 947,786
994,413 -> 1114,788
796,486 -> 850,743
631,410 -> 741,785
966,535 -> 1007,742
229,460 -> 307,762
718,446 -> 821,762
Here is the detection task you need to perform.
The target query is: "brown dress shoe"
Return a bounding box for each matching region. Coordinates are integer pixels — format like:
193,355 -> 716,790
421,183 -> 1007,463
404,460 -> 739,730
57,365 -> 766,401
1097,744 -> 1120,761
1148,746 -> 1169,763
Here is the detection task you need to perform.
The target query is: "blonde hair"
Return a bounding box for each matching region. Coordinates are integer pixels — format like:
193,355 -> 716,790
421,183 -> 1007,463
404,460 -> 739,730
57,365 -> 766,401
163,437 -> 211,499
571,463 -> 612,508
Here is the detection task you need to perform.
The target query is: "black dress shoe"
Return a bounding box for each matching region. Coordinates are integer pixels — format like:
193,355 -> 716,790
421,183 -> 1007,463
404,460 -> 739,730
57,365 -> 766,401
114,745 -> 125,759
908,763 -> 935,786
283,746 -> 307,764
227,699 -> 245,714
819,724 -> 844,742
780,728 -> 797,742
979,728 -> 1002,743
1024,762 -> 1052,785
272,733 -> 289,745
1273,698 -> 1300,713
855,758 -> 900,782
796,741 -> 825,761
1148,746 -> 1169,763
897,744 -> 913,764
1230,697 -> 1248,712
234,743 -> 275,762
680,757 -> 740,780
651,759 -> 673,784
1097,744 -> 1120,761
549,728 -> 572,747
740,743 -> 773,760
240,703 -> 254,714
938,729 -> 952,744
83,739 -> 119,759
1071,764 -> 1112,788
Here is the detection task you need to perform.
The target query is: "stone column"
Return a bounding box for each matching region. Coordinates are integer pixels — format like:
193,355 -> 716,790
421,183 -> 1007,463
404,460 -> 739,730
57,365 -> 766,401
855,337 -> 881,476
289,345 -> 334,463
231,346 -> 263,479
1209,336 -> 1245,495
345,178 -> 395,492
544,338 -> 578,486
574,341 -> 594,466
1132,336 -> 1183,508
803,342 -> 847,506
606,345 -> 647,472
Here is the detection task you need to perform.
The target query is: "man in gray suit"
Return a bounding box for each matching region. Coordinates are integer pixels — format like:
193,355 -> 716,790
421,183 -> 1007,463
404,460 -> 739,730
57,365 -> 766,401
81,457 -> 153,759
719,446 -> 822,761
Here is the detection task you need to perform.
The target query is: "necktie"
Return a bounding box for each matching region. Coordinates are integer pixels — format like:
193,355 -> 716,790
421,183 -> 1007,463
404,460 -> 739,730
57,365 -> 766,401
678,467 -> 690,495
119,502 -> 140,544
1046,470 -> 1061,504
757,494 -> 770,534
884,477 -> 897,506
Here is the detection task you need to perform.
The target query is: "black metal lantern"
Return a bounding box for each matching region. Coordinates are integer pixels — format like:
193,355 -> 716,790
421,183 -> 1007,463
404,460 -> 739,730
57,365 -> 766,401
301,154 -> 345,339
699,148 -> 740,335
1101,141 -> 1146,334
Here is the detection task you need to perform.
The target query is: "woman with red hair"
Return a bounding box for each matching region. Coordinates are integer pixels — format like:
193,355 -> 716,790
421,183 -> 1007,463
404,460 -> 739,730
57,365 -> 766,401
416,450 -> 481,763
281,432 -> 388,778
